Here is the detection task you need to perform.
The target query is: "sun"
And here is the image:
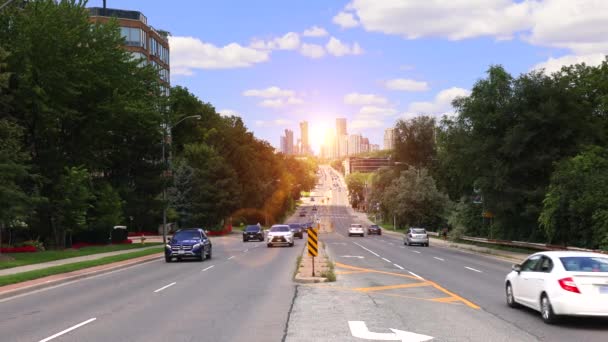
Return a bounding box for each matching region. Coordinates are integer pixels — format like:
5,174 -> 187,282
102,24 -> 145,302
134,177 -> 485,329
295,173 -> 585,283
309,121 -> 332,152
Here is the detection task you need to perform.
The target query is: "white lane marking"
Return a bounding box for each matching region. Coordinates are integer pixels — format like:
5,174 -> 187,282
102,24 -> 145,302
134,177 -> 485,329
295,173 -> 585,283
409,271 -> 424,280
353,242 -> 380,257
399,246 -> 406,249
39,318 -> 97,342
202,265 -> 215,272
382,258 -> 392,263
412,250 -> 421,254
388,242 -> 394,245
244,249 -> 249,253
153,282 -> 176,293
433,257 -> 445,261
393,264 -> 404,270
227,256 -> 235,260
465,266 -> 482,273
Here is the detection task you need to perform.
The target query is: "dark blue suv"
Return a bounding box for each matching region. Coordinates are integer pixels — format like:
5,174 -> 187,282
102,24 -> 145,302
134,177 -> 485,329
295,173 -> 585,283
165,228 -> 212,262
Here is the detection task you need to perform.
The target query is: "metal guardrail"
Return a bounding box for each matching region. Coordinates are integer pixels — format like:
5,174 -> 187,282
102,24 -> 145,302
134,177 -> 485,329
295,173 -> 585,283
460,235 -> 608,255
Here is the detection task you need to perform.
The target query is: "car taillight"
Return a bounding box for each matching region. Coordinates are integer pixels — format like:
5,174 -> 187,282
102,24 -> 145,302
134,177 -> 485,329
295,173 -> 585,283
558,277 -> 580,294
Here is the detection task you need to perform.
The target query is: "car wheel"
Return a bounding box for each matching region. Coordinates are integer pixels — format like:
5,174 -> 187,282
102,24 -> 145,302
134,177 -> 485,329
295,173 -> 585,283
540,294 -> 559,324
379,232 -> 382,236
505,283 -> 519,308
425,243 -> 429,247
403,240 -> 407,245
198,254 -> 205,262
267,243 -> 272,248
289,242 -> 294,247
243,238 -> 247,242
165,256 -> 172,263
207,247 -> 212,260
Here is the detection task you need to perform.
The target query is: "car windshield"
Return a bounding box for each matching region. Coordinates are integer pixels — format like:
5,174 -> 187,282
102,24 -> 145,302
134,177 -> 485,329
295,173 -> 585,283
412,229 -> 426,234
270,226 -> 290,232
173,230 -> 201,241
245,226 -> 260,232
370,225 -> 379,228
560,257 -> 608,272
288,224 -> 300,229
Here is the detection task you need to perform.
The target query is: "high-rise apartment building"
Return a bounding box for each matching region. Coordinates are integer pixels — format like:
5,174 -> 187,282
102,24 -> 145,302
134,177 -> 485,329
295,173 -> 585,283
348,134 -> 362,156
88,5 -> 170,95
299,121 -> 309,155
384,128 -> 395,150
336,118 -> 347,136
338,134 -> 349,158
361,137 -> 370,153
280,136 -> 287,155
285,129 -> 294,155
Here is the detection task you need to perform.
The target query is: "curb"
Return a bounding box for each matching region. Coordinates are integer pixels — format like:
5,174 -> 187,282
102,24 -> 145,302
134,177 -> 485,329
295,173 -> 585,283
293,243 -> 331,284
0,253 -> 163,300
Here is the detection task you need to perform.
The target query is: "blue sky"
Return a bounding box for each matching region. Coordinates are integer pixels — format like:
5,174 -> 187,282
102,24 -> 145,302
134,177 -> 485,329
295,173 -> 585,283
88,0 -> 607,153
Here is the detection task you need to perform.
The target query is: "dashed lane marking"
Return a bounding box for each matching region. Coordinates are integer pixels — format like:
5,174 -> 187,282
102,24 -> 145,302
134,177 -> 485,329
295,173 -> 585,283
465,266 -> 482,273
433,257 -> 445,261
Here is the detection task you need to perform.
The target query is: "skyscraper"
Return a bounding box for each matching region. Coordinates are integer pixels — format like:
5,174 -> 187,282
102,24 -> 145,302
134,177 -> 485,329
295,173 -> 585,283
348,134 -> 362,156
285,129 -> 294,155
384,128 -> 395,150
299,121 -> 309,155
336,118 -> 347,136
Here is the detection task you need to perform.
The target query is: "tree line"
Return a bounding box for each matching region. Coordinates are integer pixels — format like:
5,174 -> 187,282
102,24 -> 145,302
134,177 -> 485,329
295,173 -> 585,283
0,0 -> 316,250
347,63 -> 608,250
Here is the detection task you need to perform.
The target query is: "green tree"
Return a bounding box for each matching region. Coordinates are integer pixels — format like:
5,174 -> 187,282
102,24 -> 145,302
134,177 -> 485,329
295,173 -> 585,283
394,116 -> 437,170
346,172 -> 369,209
52,166 -> 93,248
539,146 -> 608,249
383,168 -> 449,229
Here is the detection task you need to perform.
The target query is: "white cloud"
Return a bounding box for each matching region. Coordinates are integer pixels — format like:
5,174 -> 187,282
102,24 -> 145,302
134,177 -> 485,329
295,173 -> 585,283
219,109 -> 240,117
358,106 -> 398,117
531,53 -> 606,74
286,97 -> 304,105
251,32 -> 301,51
258,97 -> 304,108
326,37 -> 364,57
255,118 -> 294,127
408,87 -> 470,116
335,0 -> 533,40
170,36 -> 270,74
243,86 -> 295,98
384,78 -> 429,92
351,119 -> 384,129
333,11 -> 360,28
300,43 -> 326,59
302,26 -> 329,37
344,93 -> 388,106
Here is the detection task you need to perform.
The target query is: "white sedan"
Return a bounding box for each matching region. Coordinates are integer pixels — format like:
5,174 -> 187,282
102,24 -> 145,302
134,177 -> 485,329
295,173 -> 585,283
266,224 -> 294,247
348,224 -> 365,237
505,251 -> 608,323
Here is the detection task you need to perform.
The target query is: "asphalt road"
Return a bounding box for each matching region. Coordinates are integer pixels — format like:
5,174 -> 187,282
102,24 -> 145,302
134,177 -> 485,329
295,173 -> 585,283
0,231 -> 301,342
286,165 -> 608,341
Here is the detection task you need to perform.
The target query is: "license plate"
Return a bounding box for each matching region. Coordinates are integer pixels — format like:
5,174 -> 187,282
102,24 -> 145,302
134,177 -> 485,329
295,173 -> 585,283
178,250 -> 185,255
600,285 -> 608,294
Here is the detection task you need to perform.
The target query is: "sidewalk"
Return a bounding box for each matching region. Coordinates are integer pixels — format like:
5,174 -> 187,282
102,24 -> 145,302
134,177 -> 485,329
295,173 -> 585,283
0,245 -> 161,277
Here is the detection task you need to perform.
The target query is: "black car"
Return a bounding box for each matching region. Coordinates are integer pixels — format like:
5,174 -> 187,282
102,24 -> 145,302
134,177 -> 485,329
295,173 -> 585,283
243,224 -> 264,242
288,223 -> 304,239
165,228 -> 212,262
368,224 -> 382,235
312,206 -> 317,211
299,210 -> 307,217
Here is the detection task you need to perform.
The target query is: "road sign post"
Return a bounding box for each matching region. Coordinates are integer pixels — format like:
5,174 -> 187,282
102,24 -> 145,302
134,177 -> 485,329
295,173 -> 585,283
307,227 -> 318,276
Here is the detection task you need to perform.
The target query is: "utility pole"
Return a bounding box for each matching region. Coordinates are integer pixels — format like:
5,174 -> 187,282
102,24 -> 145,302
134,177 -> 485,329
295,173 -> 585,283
393,213 -> 396,231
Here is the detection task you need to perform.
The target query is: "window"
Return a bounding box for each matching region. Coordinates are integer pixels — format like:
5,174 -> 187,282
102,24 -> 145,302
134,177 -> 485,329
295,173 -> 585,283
521,255 -> 542,272
120,27 -> 146,48
539,256 -> 553,273
560,256 -> 608,272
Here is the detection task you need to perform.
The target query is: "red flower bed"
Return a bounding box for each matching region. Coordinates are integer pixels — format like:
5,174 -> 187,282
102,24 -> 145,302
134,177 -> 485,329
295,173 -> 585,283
206,226 -> 233,236
128,231 -> 158,236
1,246 -> 37,253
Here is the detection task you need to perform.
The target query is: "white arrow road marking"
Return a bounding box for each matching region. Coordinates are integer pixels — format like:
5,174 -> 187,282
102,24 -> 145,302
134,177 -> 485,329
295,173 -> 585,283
340,255 -> 365,259
39,318 -> 97,342
348,321 -> 433,341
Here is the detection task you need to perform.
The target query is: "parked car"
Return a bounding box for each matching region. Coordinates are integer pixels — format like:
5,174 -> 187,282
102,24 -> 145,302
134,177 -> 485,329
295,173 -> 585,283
368,224 -> 382,235
505,251 -> 608,324
243,224 -> 264,242
267,224 -> 295,247
404,228 -> 429,246
288,223 -> 304,239
348,223 -> 365,237
165,228 -> 212,262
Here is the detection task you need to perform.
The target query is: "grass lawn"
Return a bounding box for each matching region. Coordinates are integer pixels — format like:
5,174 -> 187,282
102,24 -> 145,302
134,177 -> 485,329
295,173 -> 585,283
0,247 -> 163,287
0,243 -> 162,270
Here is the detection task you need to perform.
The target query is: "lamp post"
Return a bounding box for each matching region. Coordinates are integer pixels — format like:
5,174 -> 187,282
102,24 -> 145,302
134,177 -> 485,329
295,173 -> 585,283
161,115 -> 201,245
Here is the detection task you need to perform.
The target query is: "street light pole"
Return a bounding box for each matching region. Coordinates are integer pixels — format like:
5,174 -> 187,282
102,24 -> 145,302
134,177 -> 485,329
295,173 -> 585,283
161,115 -> 201,245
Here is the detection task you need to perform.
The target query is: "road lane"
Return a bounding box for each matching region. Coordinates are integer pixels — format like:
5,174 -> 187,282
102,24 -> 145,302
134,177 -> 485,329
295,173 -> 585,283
0,233 -> 300,342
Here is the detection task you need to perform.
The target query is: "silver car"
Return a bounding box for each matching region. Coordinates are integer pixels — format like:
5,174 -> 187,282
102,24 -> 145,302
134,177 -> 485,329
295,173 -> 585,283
404,228 -> 429,247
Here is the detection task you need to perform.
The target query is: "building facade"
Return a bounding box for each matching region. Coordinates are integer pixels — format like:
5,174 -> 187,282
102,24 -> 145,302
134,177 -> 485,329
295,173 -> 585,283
343,157 -> 392,176
299,121 -> 310,155
348,134 -> 362,156
88,6 -> 170,95
336,118 -> 347,136
383,128 -> 395,150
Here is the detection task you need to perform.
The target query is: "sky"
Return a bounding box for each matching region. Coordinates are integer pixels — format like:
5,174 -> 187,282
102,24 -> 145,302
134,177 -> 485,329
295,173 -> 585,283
88,0 -> 608,153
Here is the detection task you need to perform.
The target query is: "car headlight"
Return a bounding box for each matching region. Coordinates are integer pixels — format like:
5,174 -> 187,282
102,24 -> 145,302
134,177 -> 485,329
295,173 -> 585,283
165,244 -> 171,249
192,243 -> 202,250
